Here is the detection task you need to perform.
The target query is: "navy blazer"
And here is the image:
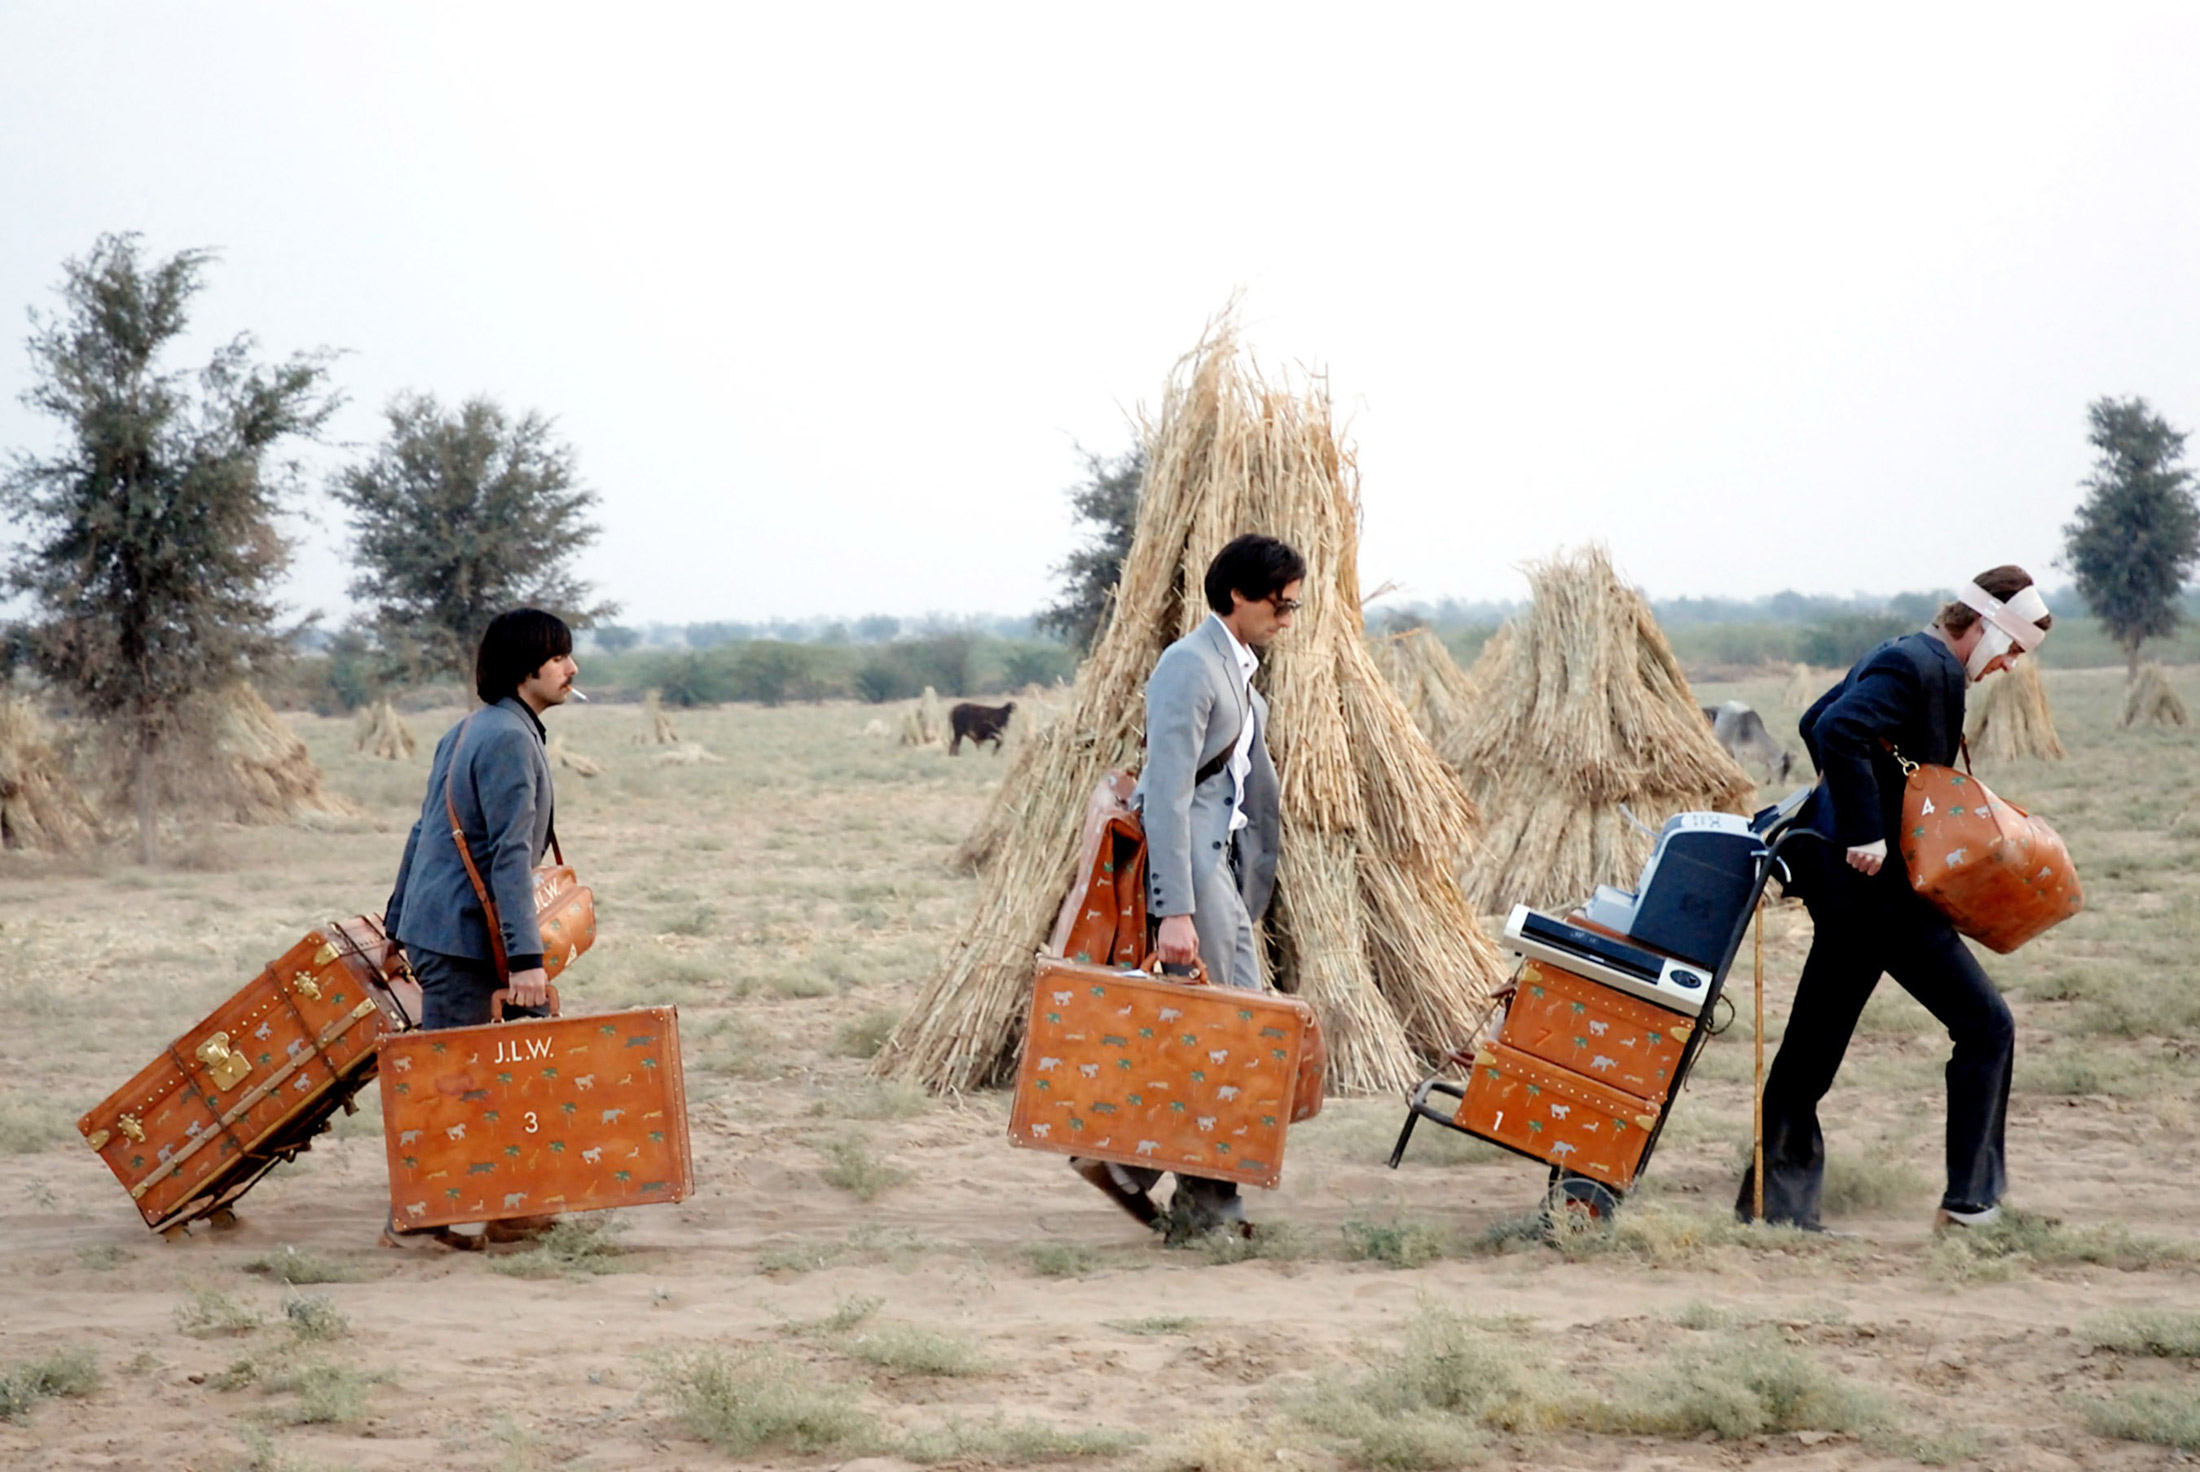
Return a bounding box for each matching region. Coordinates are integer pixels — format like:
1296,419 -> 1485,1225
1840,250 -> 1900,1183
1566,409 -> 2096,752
385,697 -> 556,969
1797,633 -> 1966,881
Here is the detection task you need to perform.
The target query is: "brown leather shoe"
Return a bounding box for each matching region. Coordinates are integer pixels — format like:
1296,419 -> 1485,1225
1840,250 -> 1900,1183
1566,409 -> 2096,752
1069,1159 -> 1159,1227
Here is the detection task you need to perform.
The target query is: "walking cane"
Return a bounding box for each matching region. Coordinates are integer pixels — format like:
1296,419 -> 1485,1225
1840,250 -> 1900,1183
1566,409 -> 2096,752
1752,896 -> 1766,1224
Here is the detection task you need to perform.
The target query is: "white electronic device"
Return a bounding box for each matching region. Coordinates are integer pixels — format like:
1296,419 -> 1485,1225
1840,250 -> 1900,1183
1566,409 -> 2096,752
1501,904 -> 1714,1017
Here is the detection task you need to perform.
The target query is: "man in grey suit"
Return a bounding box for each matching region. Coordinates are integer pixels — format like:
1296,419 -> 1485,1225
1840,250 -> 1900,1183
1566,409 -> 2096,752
1072,533 -> 1304,1238
386,607 -> 576,1032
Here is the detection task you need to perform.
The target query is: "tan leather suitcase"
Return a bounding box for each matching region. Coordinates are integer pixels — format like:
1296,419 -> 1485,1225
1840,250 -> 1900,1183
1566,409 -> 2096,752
79,916 -> 419,1233
1008,956 -> 1322,1190
1452,1039 -> 1661,1189
1498,958 -> 1694,1103
378,999 -> 692,1229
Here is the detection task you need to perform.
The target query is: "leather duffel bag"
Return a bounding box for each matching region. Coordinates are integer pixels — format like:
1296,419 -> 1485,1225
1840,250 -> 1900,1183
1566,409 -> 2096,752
1894,753 -> 2083,953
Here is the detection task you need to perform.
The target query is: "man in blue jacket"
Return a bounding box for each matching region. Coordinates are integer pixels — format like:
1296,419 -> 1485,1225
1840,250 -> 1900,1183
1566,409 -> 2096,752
385,608 -> 576,1031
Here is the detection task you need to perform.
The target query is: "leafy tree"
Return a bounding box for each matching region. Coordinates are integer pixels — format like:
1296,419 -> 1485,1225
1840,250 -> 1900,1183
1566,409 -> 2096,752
2064,396 -> 2200,679
1037,442 -> 1146,653
331,393 -> 613,683
1,234 -> 337,860
593,624 -> 641,654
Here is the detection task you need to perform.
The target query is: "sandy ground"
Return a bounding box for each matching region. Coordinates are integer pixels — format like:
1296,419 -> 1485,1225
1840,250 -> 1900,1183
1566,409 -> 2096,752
1,676 -> 2196,1471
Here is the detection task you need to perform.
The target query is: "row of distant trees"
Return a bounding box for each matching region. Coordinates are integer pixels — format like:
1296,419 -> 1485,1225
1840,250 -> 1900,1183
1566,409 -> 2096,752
0,233 -> 607,857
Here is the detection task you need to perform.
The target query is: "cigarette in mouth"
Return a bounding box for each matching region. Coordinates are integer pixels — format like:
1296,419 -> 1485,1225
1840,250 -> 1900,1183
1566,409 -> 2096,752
569,689 -> 589,703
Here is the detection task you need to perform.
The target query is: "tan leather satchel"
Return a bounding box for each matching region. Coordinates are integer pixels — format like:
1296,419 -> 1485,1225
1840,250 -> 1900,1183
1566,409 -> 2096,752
444,714 -> 598,981
1891,747 -> 2083,954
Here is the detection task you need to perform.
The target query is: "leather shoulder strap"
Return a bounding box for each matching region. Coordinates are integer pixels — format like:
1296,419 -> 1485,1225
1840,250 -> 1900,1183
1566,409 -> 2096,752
443,713 -> 510,981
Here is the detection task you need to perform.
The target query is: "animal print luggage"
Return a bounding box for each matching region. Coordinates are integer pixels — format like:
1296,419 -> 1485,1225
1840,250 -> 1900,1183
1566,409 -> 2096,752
1498,958 -> 1694,1102
377,991 -> 692,1229
1451,1039 -> 1662,1189
1008,956 -> 1324,1191
79,915 -> 420,1233
1895,757 -> 2083,953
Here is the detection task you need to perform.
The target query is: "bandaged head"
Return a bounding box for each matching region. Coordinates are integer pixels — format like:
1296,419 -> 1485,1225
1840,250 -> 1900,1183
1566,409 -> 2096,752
1957,580 -> 2050,680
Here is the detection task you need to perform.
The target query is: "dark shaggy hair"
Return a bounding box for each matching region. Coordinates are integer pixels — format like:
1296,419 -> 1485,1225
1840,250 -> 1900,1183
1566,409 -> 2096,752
1203,534 -> 1307,615
475,608 -> 573,705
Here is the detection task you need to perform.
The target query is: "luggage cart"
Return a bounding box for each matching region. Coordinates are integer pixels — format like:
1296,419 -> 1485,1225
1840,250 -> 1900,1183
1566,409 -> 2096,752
1388,817 -> 1820,1222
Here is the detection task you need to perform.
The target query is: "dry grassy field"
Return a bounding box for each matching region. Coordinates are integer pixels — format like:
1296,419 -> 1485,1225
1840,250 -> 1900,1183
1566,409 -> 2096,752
2,666 -> 2197,1472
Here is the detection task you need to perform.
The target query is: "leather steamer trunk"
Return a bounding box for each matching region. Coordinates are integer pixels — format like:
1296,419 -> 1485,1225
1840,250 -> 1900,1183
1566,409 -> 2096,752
79,916 -> 420,1233
378,1004 -> 692,1229
1499,958 -> 1694,1103
1453,1039 -> 1662,1190
1008,956 -> 1323,1191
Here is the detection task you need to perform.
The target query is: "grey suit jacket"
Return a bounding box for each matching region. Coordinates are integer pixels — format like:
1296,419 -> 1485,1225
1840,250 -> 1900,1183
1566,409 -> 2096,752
1133,615 -> 1282,924
385,697 -> 555,968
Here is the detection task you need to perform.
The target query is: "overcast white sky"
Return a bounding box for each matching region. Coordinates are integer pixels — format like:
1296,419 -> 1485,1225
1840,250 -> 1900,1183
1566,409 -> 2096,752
4,3 -> 2198,628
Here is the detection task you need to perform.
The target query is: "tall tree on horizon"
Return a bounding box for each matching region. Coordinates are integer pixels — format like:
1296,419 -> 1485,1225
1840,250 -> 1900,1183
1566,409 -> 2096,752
2063,395 -> 2200,680
0,233 -> 338,861
1037,441 -> 1146,654
332,393 -> 614,684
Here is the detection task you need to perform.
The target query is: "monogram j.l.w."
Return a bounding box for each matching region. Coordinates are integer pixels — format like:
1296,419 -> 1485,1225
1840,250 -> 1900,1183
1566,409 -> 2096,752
377,1003 -> 693,1229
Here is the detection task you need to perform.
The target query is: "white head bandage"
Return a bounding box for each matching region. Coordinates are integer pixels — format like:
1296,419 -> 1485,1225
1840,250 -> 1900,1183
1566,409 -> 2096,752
1957,581 -> 2050,680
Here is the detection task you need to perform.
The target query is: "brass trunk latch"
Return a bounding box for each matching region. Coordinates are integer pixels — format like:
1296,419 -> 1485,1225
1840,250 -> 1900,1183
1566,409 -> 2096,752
118,1114 -> 145,1143
292,972 -> 322,1001
195,1032 -> 253,1091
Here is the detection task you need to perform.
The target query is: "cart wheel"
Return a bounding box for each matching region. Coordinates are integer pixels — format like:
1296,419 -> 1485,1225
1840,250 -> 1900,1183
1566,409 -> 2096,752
1543,1170 -> 1622,1233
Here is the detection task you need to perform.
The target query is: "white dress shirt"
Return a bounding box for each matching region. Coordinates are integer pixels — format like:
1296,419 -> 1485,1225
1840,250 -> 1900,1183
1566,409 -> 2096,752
1214,616 -> 1259,833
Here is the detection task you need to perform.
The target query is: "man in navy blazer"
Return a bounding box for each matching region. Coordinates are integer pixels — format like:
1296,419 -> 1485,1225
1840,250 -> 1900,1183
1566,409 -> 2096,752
1072,534 -> 1303,1238
386,609 -> 576,1031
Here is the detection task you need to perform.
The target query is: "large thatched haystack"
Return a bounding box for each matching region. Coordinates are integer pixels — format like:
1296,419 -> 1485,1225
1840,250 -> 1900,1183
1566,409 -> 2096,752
875,316 -> 1508,1096
548,734 -> 603,777
2121,664 -> 2190,729
898,686 -> 947,748
0,696 -> 101,851
205,685 -> 362,826
1456,546 -> 1756,914
1965,658 -> 2066,761
1370,628 -> 1478,775
353,699 -> 417,760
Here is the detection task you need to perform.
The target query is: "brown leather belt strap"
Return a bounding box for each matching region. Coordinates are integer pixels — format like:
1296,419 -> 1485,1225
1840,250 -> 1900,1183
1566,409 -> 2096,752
444,714 -> 511,983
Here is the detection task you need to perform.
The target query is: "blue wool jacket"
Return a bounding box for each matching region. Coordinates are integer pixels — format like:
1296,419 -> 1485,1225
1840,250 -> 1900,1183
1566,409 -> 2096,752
1797,633 -> 1967,882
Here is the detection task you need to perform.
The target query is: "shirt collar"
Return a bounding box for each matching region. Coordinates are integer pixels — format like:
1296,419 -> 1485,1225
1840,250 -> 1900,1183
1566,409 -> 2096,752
1210,614 -> 1259,681
498,695 -> 548,742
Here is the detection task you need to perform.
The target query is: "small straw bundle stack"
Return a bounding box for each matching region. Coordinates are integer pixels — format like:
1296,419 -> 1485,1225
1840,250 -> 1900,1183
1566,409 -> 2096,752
1783,663 -> 1830,709
0,695 -> 101,851
636,690 -> 680,746
1964,658 -> 2066,760
2121,664 -> 2190,729
876,313 -> 1508,1096
353,699 -> 417,761
204,684 -> 362,825
1370,628 -> 1478,775
548,735 -> 604,777
898,687 -> 947,748
1456,546 -> 1756,914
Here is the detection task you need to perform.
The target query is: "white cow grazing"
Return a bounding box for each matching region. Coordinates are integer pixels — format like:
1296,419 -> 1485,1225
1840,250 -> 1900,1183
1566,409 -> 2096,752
1704,701 -> 1793,783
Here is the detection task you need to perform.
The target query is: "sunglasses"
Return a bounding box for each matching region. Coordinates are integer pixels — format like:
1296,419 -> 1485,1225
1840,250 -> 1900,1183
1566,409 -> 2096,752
1266,594 -> 1302,614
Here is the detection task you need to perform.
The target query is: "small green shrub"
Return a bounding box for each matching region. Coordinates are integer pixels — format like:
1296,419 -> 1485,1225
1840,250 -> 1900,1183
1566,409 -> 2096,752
1023,1242 -> 1100,1278
1819,1150 -> 1929,1216
245,1245 -> 362,1285
2088,1309 -> 2200,1357
809,1080 -> 929,1121
652,1345 -> 876,1456
1341,1216 -> 1454,1269
76,1243 -> 129,1271
838,1321 -> 995,1377
490,1215 -> 630,1279
175,1288 -> 263,1338
819,1136 -> 912,1201
1585,1329 -> 1886,1438
831,1008 -> 904,1059
282,1294 -> 349,1342
2082,1387 -> 2200,1451
900,1413 -> 1141,1464
0,1347 -> 100,1422
1926,1208 -> 2197,1281
262,1360 -> 380,1425
0,1095 -> 73,1154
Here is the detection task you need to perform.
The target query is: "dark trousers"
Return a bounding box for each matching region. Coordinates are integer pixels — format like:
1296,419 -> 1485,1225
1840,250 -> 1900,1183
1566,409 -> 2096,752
409,947 -> 548,1031
1739,850 -> 2014,1226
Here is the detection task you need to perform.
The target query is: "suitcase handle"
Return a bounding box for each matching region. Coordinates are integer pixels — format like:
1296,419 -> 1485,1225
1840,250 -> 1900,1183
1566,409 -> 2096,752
489,984 -> 563,1021
1139,954 -> 1210,986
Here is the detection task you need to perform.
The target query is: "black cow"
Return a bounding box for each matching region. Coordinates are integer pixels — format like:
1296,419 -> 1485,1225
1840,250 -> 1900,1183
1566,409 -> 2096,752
949,700 -> 1016,755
